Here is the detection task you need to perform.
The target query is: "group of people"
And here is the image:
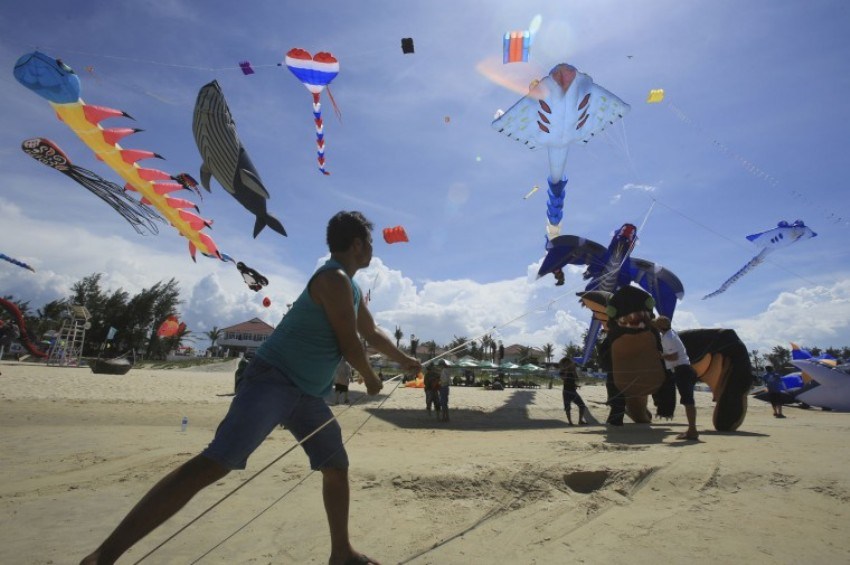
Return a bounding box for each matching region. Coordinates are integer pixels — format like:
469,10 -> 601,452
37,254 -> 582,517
558,314 -> 700,440
423,363 -> 451,421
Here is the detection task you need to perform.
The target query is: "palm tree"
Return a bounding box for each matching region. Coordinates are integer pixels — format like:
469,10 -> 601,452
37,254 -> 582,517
447,336 -> 468,357
480,334 -> 493,362
562,342 -> 582,360
206,326 -> 222,356
394,325 -> 403,349
543,343 -> 554,365
749,349 -> 762,372
769,345 -> 790,369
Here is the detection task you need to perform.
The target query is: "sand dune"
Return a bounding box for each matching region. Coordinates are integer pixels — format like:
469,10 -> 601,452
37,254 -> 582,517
1,360 -> 848,564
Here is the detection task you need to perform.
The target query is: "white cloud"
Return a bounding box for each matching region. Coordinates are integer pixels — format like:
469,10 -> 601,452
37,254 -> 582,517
5,188 -> 850,358
726,281 -> 850,351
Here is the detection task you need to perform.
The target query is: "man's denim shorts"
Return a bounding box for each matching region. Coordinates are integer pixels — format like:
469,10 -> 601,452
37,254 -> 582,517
202,357 -> 348,471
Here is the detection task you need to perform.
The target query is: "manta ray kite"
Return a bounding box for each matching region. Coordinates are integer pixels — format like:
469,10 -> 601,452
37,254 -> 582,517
492,63 -> 630,240
492,63 -> 630,239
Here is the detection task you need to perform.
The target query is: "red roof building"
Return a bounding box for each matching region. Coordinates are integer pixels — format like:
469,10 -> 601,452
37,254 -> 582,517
218,318 -> 275,355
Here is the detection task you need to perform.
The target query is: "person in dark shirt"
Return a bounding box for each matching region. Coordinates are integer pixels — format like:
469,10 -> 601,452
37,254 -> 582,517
559,357 -> 587,425
763,365 -> 786,418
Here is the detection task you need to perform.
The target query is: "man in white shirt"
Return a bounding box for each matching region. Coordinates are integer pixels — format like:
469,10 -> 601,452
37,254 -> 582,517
653,316 -> 700,440
333,360 -> 352,405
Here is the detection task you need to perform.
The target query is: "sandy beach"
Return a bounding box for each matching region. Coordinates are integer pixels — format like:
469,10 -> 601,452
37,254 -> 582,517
1,360 -> 849,565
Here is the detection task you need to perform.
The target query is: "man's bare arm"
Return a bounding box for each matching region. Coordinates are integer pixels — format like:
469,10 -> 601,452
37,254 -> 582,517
357,299 -> 421,372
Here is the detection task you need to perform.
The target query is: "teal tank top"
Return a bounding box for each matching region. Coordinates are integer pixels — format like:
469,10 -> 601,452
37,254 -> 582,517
257,258 -> 361,396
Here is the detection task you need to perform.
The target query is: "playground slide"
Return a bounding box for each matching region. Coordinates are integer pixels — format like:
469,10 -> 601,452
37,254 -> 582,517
0,297 -> 47,358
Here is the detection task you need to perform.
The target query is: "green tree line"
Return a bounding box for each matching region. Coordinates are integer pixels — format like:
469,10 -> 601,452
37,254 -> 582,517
2,273 -> 187,360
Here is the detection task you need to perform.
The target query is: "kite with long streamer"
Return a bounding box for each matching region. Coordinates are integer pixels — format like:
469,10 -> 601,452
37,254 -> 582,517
285,48 -> 339,175
13,51 -> 223,262
1,253 -> 35,272
492,63 -> 629,240
21,138 -> 164,235
703,220 -> 817,299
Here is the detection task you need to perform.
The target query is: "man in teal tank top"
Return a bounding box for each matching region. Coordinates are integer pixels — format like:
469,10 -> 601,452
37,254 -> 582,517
82,211 -> 421,565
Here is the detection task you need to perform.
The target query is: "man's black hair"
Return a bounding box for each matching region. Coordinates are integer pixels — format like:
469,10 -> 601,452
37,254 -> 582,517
327,211 -> 374,252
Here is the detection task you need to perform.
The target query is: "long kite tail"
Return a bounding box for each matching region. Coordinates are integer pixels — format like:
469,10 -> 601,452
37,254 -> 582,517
312,92 -> 329,175
545,177 -> 568,240
702,249 -> 768,299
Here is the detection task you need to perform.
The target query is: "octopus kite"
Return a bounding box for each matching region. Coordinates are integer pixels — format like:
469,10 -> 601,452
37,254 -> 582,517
492,63 -> 630,240
22,138 -> 164,235
285,48 -> 339,175
14,51 -> 223,262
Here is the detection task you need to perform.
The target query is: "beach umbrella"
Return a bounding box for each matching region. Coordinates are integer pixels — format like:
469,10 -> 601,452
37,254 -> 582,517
477,360 -> 499,370
499,361 -> 522,371
520,363 -> 544,373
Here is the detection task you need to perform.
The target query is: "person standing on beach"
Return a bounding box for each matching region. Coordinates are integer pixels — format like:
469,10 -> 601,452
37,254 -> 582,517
80,211 -> 421,565
438,363 -> 451,422
559,357 -> 587,425
333,360 -> 352,405
763,365 -> 786,418
653,316 -> 700,440
423,364 -> 439,417
234,352 -> 252,393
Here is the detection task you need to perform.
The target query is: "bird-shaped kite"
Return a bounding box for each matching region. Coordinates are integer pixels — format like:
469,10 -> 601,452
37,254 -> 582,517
284,48 -> 339,175
22,138 -> 164,235
703,220 -> 817,299
13,51 -> 223,262
492,63 -> 630,240
236,261 -> 269,292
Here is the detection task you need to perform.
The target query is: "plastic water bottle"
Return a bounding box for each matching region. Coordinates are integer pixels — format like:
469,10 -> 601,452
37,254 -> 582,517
181,416 -> 188,432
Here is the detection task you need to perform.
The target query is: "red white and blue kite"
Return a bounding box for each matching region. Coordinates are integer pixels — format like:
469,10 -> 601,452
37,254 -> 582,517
284,48 -> 339,175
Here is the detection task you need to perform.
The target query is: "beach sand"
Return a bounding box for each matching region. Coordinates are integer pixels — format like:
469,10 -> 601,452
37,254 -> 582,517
1,360 -> 849,564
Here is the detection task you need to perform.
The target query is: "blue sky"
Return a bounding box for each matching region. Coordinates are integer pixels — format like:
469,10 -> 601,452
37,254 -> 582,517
1,0 -> 849,355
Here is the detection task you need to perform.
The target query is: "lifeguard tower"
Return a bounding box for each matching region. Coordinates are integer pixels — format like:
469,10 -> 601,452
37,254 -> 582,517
47,304 -> 91,367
